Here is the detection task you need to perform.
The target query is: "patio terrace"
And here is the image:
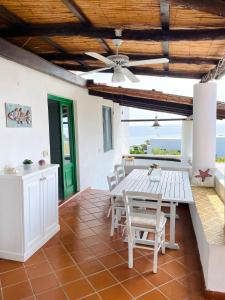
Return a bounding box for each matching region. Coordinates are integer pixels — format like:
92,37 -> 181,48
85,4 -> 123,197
0,189 -> 204,300
0,0 -> 225,299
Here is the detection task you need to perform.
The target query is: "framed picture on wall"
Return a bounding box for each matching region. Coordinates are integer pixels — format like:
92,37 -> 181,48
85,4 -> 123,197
5,103 -> 32,128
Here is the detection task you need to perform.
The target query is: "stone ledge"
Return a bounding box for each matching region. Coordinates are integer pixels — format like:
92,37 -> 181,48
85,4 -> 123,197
192,187 -> 225,245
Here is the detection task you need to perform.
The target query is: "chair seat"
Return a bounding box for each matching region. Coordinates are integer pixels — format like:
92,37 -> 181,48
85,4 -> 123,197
131,212 -> 166,230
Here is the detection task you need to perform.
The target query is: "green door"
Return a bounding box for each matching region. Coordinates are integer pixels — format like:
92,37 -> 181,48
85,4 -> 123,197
48,95 -> 77,199
60,101 -> 76,198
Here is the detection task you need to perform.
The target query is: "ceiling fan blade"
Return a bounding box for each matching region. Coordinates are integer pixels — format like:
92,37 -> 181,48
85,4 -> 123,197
85,52 -> 115,66
122,68 -> 140,83
125,58 -> 169,67
80,66 -> 113,76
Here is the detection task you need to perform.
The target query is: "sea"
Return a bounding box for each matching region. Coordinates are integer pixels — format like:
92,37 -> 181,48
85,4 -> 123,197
129,124 -> 225,157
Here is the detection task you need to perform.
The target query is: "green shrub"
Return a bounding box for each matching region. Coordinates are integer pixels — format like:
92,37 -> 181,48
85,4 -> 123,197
151,148 -> 180,156
216,156 -> 225,163
130,149 -> 145,154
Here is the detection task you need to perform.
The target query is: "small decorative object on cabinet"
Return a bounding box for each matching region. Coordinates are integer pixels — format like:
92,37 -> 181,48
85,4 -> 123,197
0,164 -> 60,262
23,159 -> 33,170
38,159 -> 46,167
4,166 -> 17,174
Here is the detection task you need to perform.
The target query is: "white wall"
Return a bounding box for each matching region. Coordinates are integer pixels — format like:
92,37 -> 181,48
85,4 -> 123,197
0,56 -> 125,190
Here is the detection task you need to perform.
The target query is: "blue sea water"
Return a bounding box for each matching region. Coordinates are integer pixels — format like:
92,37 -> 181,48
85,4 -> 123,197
129,124 -> 225,156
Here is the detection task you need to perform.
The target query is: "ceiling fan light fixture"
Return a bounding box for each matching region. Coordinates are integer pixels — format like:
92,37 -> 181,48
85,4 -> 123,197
152,116 -> 160,127
115,28 -> 123,37
112,68 -> 125,83
84,34 -> 169,83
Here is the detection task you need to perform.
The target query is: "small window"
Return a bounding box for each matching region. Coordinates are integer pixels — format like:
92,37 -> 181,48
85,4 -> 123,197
102,106 -> 113,152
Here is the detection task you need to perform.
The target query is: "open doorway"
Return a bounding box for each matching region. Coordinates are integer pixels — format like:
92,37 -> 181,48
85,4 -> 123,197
48,95 -> 77,202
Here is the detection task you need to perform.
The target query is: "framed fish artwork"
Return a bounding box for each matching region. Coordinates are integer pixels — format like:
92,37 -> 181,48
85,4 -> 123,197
5,103 -> 32,128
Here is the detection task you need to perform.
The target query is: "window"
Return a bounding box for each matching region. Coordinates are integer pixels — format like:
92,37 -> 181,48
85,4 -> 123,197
102,106 -> 113,152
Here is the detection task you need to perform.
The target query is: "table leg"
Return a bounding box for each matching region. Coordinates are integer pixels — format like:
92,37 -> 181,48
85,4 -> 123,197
166,202 -> 179,250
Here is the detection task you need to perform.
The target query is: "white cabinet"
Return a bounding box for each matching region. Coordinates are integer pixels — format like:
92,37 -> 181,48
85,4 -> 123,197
23,176 -> 43,252
42,169 -> 59,235
0,165 -> 60,262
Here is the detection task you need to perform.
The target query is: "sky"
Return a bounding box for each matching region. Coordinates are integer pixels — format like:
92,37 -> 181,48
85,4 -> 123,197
74,71 -> 225,127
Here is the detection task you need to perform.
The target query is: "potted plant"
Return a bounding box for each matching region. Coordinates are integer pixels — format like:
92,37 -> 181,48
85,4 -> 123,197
23,159 -> 33,170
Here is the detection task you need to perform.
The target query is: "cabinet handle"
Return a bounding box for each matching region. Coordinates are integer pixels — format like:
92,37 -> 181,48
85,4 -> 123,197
43,177 -> 47,180
40,177 -> 47,181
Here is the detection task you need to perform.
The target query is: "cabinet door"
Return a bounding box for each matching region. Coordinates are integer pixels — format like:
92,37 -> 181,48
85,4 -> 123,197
23,176 -> 43,251
42,169 -> 58,235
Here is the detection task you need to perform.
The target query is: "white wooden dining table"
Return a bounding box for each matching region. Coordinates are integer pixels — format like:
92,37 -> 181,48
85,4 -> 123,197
109,169 -> 194,249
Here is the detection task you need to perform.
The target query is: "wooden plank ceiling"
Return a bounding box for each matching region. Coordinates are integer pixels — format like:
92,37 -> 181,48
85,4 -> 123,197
87,83 -> 225,119
0,0 -> 225,80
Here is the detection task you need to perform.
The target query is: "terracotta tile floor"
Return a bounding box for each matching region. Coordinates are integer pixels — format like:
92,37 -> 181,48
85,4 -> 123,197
0,189 -> 206,300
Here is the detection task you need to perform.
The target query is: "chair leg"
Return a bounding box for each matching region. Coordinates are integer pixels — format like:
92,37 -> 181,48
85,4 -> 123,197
107,196 -> 114,218
107,206 -> 112,218
153,234 -> 159,273
115,207 -> 123,229
110,207 -> 115,236
128,241 -> 133,268
162,228 -> 166,255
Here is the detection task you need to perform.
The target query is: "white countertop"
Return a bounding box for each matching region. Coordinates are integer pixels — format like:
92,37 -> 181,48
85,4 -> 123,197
0,164 -> 59,179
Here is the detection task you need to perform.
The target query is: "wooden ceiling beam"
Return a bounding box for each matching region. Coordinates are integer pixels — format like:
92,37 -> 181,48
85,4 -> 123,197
160,0 -> 170,72
119,103 -> 190,116
88,90 -> 192,116
87,84 -> 193,105
2,24 -> 225,41
0,5 -> 90,69
88,85 -> 225,119
61,0 -> 112,54
42,36 -> 67,53
0,38 -> 85,87
61,0 -> 91,24
117,101 -> 190,116
0,5 -> 24,25
59,63 -> 203,79
160,0 -> 170,31
168,0 -> 225,18
40,53 -> 218,65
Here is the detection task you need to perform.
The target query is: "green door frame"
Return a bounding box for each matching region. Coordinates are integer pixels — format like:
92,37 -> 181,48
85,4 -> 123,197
48,94 -> 77,199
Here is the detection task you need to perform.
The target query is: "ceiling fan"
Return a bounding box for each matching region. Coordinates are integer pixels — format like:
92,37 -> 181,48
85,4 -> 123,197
80,32 -> 169,83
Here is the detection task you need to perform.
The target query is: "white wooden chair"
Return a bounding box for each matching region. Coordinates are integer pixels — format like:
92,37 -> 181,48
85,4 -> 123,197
107,174 -> 125,236
114,164 -> 126,183
123,190 -> 167,273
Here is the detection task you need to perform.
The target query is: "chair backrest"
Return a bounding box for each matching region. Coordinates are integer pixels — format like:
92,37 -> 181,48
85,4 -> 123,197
107,174 -> 118,191
114,164 -> 125,182
123,191 -> 163,234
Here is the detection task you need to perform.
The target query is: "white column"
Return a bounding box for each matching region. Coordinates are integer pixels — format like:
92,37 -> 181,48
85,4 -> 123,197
181,120 -> 193,162
192,82 -> 217,171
